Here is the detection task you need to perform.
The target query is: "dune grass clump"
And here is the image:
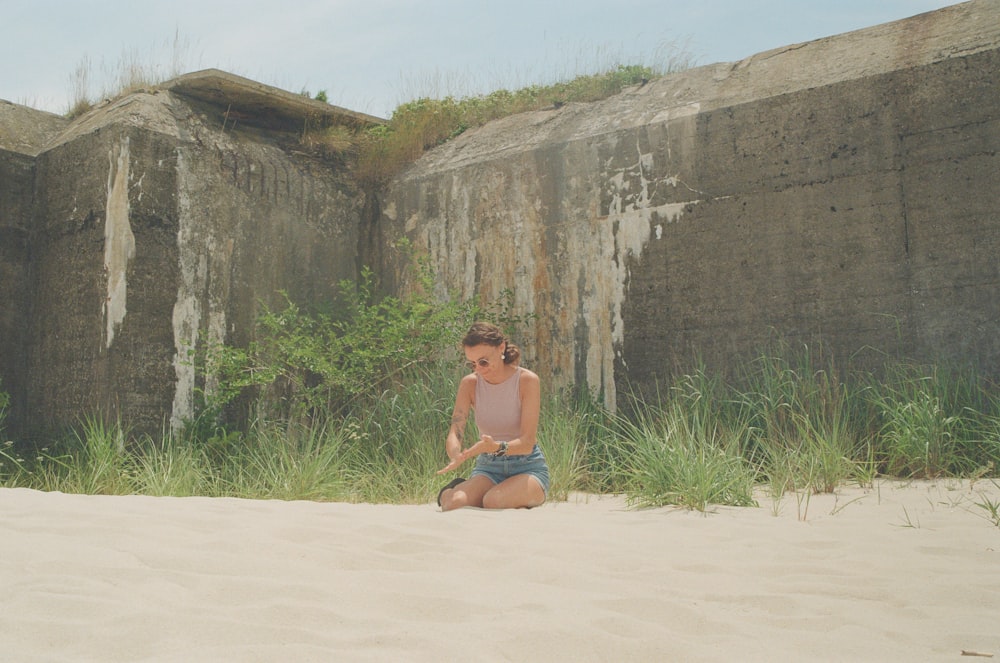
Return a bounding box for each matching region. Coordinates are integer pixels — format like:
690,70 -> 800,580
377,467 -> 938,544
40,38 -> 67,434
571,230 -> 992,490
215,418 -> 353,501
735,348 -> 869,498
868,362 -> 999,478
584,345 -> 1000,512
538,392 -> 605,501
607,372 -> 759,510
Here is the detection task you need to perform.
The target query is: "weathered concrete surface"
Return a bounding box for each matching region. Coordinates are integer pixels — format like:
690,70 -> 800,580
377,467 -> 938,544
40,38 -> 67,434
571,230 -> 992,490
3,5 -> 998,436
1,71 -> 378,439
0,102 -> 70,435
378,1 -> 1000,408
0,101 -> 69,156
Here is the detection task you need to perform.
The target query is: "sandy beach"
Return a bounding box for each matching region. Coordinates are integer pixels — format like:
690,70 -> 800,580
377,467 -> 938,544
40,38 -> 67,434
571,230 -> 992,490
1,480 -> 998,662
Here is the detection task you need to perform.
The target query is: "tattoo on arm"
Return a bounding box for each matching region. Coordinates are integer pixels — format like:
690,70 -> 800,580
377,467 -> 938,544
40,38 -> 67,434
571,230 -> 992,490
451,411 -> 468,442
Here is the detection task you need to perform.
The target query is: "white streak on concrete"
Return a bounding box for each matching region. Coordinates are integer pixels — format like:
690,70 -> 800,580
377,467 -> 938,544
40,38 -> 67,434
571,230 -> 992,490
103,136 -> 135,349
171,149 -> 200,430
170,149 -> 227,431
601,137 -> 702,408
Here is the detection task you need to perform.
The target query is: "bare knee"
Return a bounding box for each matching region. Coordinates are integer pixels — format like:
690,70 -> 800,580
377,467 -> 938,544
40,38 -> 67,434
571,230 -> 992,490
482,489 -> 505,510
440,478 -> 492,510
482,483 -> 545,509
441,488 -> 469,511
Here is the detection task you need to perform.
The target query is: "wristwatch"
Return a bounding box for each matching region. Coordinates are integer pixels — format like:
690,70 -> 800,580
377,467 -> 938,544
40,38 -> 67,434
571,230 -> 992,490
493,440 -> 509,457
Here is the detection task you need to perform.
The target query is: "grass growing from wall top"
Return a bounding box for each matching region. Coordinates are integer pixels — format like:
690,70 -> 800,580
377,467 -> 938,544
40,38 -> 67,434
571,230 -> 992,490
57,32 -> 694,181
351,62 -> 679,185
304,63 -> 687,181
66,30 -> 198,118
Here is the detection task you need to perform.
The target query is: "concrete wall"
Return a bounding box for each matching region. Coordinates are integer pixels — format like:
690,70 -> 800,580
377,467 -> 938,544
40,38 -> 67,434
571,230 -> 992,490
0,77 -> 370,440
620,48 -> 1000,394
2,3 -> 997,435
26,120 -> 181,437
377,1 -> 1000,408
0,149 -> 37,435
0,102 -> 68,436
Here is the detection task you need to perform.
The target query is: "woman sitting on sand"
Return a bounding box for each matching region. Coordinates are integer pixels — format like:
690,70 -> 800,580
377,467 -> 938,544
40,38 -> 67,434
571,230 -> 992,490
436,322 -> 550,510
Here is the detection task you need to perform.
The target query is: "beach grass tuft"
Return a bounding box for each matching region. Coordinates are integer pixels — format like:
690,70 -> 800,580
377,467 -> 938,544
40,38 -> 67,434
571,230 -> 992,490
605,372 -> 759,511
970,481 -> 1000,528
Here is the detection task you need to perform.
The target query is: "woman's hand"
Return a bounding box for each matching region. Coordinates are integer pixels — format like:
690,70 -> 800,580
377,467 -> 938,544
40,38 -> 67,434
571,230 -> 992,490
435,435 -> 496,474
436,453 -> 467,475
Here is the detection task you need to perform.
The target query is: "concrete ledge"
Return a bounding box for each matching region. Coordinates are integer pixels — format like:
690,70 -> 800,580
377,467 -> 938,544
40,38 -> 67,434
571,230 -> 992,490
164,68 -> 385,131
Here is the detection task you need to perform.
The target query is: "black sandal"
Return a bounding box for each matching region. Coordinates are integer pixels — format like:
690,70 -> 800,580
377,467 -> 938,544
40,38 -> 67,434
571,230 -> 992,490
437,477 -> 466,506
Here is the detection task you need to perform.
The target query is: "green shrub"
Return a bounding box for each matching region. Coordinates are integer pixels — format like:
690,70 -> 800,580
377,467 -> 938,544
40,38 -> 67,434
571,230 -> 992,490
199,264 -> 477,426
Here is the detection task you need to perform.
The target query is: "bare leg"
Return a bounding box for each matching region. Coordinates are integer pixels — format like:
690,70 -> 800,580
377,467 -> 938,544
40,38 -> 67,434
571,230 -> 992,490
440,475 -> 495,511
482,474 -> 546,509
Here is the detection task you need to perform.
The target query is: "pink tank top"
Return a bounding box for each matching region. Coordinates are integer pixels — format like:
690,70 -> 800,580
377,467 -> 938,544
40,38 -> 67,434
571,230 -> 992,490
474,367 -> 522,442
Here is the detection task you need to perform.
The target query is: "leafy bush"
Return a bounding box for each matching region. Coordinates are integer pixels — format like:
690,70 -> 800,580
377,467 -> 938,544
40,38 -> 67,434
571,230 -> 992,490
199,265 -> 477,426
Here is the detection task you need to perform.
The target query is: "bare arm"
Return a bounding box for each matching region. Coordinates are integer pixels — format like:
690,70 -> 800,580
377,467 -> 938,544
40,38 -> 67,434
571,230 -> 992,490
442,375 -> 476,465
504,368 -> 540,455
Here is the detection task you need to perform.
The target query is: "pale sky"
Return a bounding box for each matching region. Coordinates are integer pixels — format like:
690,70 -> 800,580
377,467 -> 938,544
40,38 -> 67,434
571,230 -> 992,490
2,0 -> 960,119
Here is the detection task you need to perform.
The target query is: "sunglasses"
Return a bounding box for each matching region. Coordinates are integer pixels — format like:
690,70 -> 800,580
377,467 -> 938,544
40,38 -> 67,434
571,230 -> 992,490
464,357 -> 492,370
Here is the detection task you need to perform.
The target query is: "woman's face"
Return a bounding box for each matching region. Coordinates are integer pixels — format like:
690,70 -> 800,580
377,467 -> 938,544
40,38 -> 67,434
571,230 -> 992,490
464,343 -> 505,378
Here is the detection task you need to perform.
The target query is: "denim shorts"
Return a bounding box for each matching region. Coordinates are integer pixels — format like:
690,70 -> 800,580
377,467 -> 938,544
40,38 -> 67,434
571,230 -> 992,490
470,444 -> 551,495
